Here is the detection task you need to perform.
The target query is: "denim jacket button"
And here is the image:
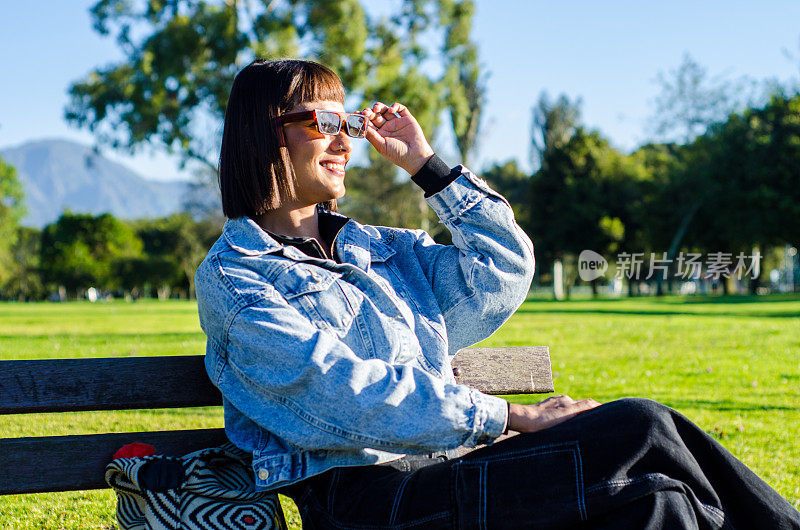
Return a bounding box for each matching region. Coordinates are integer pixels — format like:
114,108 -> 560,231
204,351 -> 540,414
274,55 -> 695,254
258,468 -> 269,480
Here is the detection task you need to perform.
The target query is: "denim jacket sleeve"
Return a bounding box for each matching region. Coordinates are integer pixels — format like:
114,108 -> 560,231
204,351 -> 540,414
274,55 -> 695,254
409,167 -> 535,354
215,289 -> 509,453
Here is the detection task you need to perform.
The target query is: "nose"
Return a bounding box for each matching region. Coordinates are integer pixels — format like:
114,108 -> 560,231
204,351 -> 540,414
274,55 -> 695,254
331,130 -> 352,154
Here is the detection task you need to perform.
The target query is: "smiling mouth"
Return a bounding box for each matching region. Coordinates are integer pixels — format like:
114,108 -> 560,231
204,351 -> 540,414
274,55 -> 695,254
320,161 -> 346,176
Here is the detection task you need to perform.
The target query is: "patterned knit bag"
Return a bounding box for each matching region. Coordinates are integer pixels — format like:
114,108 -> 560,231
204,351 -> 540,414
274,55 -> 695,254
105,442 -> 287,530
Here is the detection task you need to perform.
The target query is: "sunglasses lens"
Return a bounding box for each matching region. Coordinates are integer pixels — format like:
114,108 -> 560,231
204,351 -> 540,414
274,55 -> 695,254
346,115 -> 368,138
316,111 -> 341,134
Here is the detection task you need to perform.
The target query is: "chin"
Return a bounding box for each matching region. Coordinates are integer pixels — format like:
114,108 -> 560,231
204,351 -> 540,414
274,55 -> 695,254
330,184 -> 346,200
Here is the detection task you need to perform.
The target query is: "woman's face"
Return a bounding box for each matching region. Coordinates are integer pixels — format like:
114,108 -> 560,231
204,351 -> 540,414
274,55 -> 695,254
282,99 -> 352,207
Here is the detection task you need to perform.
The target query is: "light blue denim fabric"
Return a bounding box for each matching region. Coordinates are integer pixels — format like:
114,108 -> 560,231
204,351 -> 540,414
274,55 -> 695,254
194,167 -> 535,490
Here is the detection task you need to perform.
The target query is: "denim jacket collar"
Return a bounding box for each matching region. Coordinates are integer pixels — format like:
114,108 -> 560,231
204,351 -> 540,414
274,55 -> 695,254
223,214 -> 395,272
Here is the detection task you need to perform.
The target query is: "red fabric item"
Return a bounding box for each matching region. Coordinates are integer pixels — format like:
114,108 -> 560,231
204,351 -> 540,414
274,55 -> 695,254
113,442 -> 157,460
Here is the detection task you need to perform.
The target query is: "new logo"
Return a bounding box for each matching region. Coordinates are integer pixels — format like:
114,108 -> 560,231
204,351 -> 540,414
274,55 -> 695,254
578,250 -> 608,281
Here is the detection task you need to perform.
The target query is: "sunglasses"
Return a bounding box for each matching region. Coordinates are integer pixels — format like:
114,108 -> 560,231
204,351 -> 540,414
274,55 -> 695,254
278,109 -> 368,138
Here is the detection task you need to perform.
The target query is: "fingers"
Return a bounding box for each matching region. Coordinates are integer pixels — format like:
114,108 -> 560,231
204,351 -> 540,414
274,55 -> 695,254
543,395 -> 572,405
539,395 -> 602,412
387,102 -> 409,117
362,102 -> 405,130
576,398 -> 602,411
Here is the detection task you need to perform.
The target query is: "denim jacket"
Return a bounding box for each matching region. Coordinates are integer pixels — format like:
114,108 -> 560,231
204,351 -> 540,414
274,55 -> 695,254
194,166 -> 535,490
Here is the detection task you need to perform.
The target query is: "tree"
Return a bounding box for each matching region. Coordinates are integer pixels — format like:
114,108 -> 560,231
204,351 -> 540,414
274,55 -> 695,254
66,0 -> 370,170
40,212 -> 143,297
627,142 -> 692,294
644,54 -> 747,287
0,155 -> 25,287
530,92 -> 581,172
1,227 -> 44,301
684,93 -> 800,292
66,0 -> 480,173
528,94 -> 627,296
111,255 -> 179,299
530,124 -> 626,296
133,213 -> 219,298
650,53 -> 745,144
441,0 -> 485,166
632,92 -> 800,295
482,160 -> 530,226
67,1 -> 485,234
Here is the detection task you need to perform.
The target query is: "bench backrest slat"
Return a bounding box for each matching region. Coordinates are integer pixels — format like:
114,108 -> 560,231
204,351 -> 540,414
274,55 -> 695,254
0,347 -> 553,416
0,356 -> 222,414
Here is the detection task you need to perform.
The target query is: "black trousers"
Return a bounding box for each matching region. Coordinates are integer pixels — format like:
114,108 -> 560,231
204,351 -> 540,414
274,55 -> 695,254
280,398 -> 800,529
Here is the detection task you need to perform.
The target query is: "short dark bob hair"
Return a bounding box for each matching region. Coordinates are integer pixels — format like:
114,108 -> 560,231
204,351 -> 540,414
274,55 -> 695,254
218,59 -> 346,219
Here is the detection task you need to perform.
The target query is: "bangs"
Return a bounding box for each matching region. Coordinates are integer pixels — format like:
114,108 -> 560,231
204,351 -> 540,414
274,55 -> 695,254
281,62 -> 346,112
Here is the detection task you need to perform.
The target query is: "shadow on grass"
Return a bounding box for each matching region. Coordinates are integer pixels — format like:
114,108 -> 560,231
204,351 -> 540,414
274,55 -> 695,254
527,294 -> 800,304
661,398 -> 800,412
517,293 -> 800,317
667,294 -> 800,305
514,307 -> 800,318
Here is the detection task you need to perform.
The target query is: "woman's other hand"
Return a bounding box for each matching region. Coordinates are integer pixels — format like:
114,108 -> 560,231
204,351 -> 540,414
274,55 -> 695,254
361,102 -> 435,175
508,395 -> 602,434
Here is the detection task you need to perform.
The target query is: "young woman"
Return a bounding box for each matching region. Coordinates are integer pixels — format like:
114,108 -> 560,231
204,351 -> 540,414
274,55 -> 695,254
195,59 -> 800,529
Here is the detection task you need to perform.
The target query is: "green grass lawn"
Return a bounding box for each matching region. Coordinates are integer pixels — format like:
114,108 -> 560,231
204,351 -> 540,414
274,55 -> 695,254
1,295 -> 798,528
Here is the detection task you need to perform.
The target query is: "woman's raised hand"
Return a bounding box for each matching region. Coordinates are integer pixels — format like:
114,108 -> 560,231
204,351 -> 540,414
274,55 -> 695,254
361,102 -> 435,175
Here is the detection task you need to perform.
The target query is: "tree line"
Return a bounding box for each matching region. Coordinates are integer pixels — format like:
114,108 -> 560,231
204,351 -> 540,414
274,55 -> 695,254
0,210 -> 221,301
483,86 -> 800,296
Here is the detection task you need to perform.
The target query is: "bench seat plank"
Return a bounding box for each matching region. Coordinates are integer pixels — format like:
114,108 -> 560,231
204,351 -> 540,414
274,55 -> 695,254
0,428 -> 228,495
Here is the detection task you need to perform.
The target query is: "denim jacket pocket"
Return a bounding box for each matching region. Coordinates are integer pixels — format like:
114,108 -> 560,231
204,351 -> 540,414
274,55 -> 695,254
275,266 -> 361,334
279,266 -> 340,298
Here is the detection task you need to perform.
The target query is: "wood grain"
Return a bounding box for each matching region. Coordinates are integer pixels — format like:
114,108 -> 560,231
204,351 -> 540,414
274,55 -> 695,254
0,356 -> 221,414
453,346 -> 554,394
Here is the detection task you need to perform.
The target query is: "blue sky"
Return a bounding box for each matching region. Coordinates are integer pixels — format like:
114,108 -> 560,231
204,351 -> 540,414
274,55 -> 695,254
2,1 -> 800,181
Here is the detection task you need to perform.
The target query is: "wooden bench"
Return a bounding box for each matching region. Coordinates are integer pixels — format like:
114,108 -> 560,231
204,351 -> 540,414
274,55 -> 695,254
0,347 -> 553,522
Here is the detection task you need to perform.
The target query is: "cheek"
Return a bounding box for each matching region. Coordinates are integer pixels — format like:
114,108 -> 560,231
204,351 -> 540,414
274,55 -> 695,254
287,137 -> 326,171
286,146 -> 312,177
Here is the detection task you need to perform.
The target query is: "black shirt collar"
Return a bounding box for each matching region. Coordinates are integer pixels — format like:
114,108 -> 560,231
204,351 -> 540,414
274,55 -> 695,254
264,207 -> 350,261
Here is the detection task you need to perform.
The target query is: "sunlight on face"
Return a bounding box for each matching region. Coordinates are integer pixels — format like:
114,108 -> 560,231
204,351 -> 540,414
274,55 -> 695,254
282,100 -> 352,207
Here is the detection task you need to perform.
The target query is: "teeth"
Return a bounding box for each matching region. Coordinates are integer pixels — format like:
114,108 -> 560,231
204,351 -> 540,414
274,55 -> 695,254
321,162 -> 344,171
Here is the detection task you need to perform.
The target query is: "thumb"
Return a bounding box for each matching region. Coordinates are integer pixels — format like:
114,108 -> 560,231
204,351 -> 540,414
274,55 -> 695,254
364,123 -> 386,152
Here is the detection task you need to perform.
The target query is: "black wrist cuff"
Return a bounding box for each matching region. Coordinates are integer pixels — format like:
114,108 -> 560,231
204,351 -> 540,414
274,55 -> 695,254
503,401 -> 510,435
410,154 -> 460,197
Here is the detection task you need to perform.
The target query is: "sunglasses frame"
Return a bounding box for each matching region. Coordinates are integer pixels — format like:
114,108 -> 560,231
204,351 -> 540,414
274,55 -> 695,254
277,109 -> 368,139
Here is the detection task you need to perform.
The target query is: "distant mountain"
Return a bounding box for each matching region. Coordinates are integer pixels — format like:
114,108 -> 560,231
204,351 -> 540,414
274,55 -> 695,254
0,139 -> 191,228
